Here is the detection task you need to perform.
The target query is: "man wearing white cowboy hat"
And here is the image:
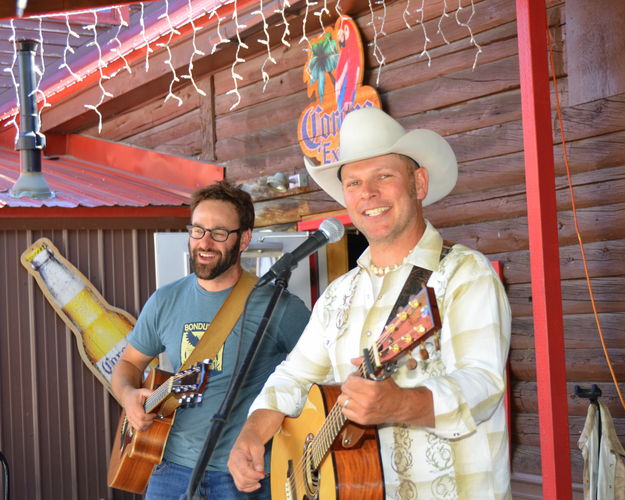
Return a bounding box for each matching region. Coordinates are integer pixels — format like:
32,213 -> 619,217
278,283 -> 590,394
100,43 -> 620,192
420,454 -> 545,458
229,107 -> 512,499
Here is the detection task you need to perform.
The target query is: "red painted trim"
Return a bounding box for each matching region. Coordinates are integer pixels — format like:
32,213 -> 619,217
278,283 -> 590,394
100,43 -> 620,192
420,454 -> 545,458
297,213 -> 352,231
516,1 -> 571,498
1,205 -> 189,218
46,134 -> 223,190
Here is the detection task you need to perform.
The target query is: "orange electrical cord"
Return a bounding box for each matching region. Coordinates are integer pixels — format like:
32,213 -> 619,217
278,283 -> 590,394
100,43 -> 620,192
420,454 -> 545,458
547,28 -> 625,410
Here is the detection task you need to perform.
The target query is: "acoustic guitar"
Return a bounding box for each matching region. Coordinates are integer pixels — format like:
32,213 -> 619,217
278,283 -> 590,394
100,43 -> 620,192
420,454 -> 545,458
270,287 -> 441,500
107,361 -> 210,493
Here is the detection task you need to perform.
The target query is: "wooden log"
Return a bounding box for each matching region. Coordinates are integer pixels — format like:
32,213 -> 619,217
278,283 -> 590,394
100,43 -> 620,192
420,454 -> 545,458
452,123 -> 625,196
511,444 -> 584,480
223,143 -> 306,180
215,90 -> 309,141
435,201 -> 625,255
509,347 -> 625,382
216,118 -> 299,162
215,63 -> 306,115
125,109 -> 201,150
490,239 -> 625,285
253,189 -> 339,227
513,413 -> 625,448
512,312 -> 625,350
385,56 -> 521,118
507,276 -> 625,317
441,92 -> 625,164
510,381 -> 625,418
433,163 -> 625,228
81,76 -> 208,140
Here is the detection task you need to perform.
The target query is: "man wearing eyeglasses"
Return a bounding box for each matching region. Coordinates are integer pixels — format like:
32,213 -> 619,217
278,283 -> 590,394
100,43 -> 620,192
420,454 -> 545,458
111,181 -> 311,499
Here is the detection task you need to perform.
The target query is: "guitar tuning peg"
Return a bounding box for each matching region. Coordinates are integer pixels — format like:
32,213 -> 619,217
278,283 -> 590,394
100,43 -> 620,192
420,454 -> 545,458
419,342 -> 429,360
405,352 -> 418,371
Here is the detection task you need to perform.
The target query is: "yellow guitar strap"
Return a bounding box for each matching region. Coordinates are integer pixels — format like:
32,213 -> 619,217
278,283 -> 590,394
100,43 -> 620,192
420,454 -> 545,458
158,270 -> 258,415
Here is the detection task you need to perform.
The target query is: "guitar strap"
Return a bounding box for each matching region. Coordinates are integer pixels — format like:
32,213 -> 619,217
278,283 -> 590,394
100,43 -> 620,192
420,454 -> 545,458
384,241 -> 453,325
158,270 -> 258,416
182,269 -> 258,369
387,241 -> 454,493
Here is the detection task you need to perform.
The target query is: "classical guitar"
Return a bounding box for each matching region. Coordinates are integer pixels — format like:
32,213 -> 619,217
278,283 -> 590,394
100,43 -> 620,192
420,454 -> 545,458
270,287 -> 441,500
107,361 -> 210,493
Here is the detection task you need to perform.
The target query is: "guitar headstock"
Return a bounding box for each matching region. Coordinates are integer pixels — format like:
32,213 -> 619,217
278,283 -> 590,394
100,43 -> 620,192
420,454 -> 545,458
172,360 -> 211,407
374,286 -> 441,366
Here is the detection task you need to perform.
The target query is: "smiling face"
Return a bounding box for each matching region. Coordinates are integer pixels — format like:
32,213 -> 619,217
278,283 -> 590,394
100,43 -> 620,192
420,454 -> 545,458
341,154 -> 428,264
189,199 -> 251,291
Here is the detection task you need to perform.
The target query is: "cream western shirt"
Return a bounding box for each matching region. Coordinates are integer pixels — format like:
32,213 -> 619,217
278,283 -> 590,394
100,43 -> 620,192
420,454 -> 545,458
251,221 -> 512,499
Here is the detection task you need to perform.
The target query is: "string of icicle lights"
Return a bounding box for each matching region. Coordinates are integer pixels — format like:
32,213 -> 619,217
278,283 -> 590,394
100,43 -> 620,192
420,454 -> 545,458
2,0 -> 483,136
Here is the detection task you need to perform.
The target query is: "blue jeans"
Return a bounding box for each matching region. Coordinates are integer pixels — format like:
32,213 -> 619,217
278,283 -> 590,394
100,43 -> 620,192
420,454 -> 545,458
145,459 -> 270,500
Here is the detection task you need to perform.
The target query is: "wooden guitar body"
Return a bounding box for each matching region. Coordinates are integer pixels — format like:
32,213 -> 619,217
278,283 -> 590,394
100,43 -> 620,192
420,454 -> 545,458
108,368 -> 174,494
108,362 -> 210,494
271,384 -> 384,500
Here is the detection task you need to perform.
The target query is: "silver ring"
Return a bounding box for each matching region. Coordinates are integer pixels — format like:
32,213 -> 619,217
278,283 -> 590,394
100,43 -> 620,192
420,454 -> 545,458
343,397 -> 351,409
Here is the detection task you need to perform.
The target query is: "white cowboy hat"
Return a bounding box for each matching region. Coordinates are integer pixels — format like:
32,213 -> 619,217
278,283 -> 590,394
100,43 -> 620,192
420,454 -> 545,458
304,107 -> 457,207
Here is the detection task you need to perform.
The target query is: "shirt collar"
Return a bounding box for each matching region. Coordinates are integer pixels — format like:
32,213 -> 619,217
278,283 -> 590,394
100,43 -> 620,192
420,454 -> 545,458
356,220 -> 443,272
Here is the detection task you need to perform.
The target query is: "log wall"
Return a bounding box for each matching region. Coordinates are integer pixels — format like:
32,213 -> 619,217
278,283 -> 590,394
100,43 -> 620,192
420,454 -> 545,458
72,0 -> 625,491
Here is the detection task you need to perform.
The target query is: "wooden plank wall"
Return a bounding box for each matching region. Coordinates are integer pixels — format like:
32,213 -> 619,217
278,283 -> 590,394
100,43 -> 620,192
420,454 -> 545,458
79,0 -> 625,489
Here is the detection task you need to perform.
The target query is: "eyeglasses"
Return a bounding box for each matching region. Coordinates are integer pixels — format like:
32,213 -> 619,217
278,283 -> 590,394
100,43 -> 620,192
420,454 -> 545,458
186,225 -> 241,242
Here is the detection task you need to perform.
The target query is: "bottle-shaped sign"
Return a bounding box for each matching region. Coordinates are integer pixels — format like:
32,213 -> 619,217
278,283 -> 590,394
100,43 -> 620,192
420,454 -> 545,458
21,238 -> 136,394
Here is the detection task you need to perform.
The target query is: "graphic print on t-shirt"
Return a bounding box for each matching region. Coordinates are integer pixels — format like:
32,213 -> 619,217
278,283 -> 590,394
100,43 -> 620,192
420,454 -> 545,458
180,321 -> 224,371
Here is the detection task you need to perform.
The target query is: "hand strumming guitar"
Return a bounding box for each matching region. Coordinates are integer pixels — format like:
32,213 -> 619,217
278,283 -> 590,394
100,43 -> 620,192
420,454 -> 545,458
228,408 -> 285,493
337,370 -> 435,428
112,344 -> 157,432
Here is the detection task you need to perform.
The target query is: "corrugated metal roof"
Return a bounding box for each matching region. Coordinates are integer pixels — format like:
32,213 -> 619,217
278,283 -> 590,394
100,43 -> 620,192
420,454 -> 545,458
0,145 -> 192,208
0,132 -> 224,209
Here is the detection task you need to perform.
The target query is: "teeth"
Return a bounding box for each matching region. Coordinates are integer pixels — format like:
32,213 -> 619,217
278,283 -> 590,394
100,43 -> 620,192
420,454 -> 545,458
364,207 -> 389,216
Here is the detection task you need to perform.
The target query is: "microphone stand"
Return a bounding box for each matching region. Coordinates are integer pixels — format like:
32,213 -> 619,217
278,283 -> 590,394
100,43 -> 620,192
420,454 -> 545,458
184,268 -> 292,500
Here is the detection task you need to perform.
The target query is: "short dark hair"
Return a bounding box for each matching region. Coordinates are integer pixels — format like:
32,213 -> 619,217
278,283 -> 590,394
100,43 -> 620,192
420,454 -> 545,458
190,181 -> 255,231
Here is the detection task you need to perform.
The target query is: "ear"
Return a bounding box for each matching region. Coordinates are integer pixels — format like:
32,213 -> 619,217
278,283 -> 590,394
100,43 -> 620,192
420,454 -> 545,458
414,167 -> 429,201
239,228 -> 252,253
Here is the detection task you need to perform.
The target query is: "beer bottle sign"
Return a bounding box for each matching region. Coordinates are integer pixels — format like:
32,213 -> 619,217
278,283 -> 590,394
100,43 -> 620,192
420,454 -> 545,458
21,238 -> 137,397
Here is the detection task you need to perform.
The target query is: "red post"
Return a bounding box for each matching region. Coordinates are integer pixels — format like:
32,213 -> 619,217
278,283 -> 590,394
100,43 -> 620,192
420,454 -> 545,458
515,1 -> 572,498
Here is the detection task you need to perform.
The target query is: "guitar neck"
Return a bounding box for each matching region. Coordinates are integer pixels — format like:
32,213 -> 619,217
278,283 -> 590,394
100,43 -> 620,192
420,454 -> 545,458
307,360 -> 373,470
144,378 -> 173,414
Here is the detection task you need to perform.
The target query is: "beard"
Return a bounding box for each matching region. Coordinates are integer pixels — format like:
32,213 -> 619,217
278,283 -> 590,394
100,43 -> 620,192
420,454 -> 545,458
190,235 -> 241,280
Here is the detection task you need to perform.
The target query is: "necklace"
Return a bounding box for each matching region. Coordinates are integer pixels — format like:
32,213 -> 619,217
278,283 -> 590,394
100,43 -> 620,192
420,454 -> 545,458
369,262 -> 402,276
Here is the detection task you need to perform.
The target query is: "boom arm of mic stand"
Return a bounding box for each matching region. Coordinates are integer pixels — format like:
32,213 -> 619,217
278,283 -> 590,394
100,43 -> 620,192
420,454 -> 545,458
184,269 -> 292,500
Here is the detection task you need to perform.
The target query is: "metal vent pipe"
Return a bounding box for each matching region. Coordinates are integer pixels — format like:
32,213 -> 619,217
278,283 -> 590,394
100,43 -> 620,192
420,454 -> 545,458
10,39 -> 54,199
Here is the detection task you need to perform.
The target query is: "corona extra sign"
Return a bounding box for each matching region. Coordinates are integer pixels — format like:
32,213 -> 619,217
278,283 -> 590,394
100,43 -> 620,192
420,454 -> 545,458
298,17 -> 381,164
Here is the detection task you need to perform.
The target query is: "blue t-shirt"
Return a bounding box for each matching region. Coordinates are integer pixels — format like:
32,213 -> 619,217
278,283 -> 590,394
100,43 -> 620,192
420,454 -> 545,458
128,273 -> 311,471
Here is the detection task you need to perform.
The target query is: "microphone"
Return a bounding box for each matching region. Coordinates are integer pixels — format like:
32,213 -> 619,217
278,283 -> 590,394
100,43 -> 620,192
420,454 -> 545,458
256,218 -> 345,287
